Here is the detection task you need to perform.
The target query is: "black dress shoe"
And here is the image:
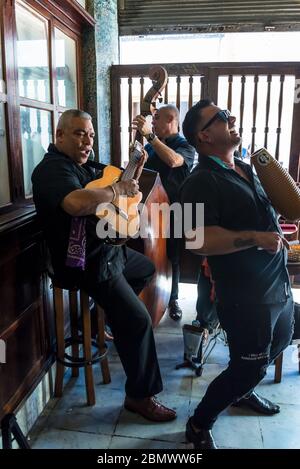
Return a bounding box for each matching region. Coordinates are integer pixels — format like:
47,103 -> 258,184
168,300 -> 183,321
232,391 -> 280,415
186,417 -> 217,449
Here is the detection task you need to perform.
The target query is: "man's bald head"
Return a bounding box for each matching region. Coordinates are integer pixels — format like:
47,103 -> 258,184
152,104 -> 180,138
158,104 -> 180,123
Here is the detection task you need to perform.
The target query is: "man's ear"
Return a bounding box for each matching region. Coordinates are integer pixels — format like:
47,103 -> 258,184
56,129 -> 63,142
199,130 -> 210,143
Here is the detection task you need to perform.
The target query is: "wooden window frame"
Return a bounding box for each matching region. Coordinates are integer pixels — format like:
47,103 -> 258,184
0,0 -> 93,217
111,63 -> 300,180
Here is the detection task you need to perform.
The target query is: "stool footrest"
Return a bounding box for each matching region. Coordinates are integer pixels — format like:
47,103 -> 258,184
57,336 -> 108,368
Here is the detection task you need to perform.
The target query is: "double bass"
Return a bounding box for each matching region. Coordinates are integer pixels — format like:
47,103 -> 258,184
128,66 -> 172,327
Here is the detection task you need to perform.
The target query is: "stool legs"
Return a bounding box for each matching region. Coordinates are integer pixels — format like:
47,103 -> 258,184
53,285 -> 110,406
80,290 -> 96,406
69,291 -> 79,378
274,352 -> 283,383
274,344 -> 300,383
54,287 -> 65,397
96,305 -> 111,384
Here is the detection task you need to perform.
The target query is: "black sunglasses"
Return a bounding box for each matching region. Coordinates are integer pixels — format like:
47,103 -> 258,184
201,109 -> 231,131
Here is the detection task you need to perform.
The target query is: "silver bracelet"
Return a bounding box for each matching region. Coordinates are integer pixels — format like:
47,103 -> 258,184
110,184 -> 117,202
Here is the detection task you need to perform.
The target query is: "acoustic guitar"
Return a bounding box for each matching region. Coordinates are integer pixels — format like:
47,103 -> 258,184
85,141 -> 144,239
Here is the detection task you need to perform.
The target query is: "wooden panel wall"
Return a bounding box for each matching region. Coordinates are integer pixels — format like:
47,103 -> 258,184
0,216 -> 54,421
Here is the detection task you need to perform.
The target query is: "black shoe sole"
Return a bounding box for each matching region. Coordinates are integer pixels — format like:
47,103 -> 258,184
185,418 -> 218,449
232,401 -> 280,415
169,311 -> 182,321
185,426 -> 194,444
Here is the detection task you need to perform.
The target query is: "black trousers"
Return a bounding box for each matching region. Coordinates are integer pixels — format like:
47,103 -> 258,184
196,268 -> 219,331
167,236 -> 180,302
167,208 -> 182,302
82,248 -> 163,399
193,296 -> 294,429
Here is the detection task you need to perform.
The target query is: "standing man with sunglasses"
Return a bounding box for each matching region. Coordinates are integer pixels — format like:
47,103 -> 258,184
181,99 -> 293,449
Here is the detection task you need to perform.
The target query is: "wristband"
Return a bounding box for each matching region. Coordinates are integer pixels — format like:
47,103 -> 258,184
146,132 -> 157,143
110,184 -> 117,202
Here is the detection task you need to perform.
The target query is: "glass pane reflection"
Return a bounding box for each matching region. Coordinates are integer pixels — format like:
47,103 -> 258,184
0,103 -> 11,206
54,28 -> 77,108
76,0 -> 86,8
0,31 -> 5,93
16,3 -> 50,102
21,107 -> 52,197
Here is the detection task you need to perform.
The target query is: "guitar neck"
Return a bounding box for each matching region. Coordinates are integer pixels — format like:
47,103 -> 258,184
121,159 -> 138,181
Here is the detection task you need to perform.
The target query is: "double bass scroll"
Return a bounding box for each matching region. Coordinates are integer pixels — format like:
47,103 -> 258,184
140,66 -> 168,118
133,65 -> 168,145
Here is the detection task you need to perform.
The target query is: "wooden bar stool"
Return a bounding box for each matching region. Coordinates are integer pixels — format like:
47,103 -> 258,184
274,264 -> 300,382
52,280 -> 111,406
274,297 -> 300,383
274,344 -> 300,383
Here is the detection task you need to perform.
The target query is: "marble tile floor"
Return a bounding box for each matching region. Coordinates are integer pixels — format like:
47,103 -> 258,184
29,283 -> 300,449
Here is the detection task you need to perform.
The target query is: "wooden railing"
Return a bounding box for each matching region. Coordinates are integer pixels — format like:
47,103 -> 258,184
111,62 -> 300,179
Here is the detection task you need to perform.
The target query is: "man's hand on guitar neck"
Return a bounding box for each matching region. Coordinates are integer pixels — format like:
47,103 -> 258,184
113,179 -> 140,198
134,150 -> 148,181
112,148 -> 146,199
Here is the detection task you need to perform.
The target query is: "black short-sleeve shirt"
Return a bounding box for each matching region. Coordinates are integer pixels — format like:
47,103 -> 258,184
181,155 -> 291,305
32,144 -> 126,283
145,134 -> 195,203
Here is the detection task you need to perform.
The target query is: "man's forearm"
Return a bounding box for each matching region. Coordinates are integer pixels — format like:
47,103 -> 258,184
187,226 -> 258,255
233,235 -> 257,249
62,187 -> 114,216
150,138 -> 184,168
186,225 -> 287,256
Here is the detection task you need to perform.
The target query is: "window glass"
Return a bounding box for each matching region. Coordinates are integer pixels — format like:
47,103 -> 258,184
0,103 -> 10,206
54,28 -> 77,108
76,0 -> 86,8
16,2 -> 50,102
20,107 -> 52,197
0,33 -> 5,93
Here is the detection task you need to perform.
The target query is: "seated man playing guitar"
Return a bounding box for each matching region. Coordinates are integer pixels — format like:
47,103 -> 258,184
31,109 -> 176,422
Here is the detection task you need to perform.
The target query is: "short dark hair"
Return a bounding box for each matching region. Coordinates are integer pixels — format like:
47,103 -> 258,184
182,99 -> 213,148
57,109 -> 92,130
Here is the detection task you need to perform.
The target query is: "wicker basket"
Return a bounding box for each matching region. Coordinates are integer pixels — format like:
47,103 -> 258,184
288,246 -> 300,262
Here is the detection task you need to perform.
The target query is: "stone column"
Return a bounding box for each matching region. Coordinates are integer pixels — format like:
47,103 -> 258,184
83,0 -> 119,164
